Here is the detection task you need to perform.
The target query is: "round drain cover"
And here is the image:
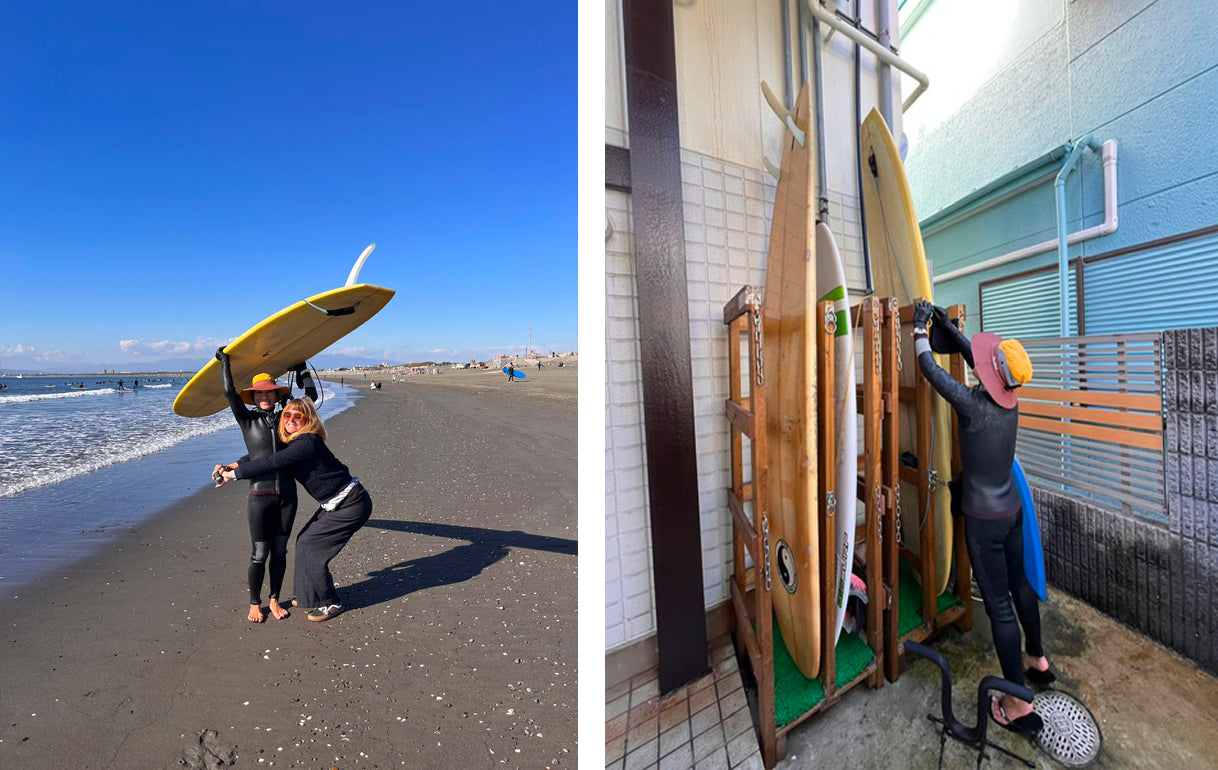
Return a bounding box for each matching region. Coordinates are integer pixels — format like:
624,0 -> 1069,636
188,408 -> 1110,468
1033,689 -> 1102,767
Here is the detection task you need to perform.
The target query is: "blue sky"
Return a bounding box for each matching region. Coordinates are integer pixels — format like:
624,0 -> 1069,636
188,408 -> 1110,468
1,2 -> 576,370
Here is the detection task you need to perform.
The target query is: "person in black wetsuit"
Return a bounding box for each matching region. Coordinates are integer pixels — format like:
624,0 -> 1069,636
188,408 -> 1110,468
217,348 -> 318,623
912,301 -> 1052,734
213,397 -> 370,622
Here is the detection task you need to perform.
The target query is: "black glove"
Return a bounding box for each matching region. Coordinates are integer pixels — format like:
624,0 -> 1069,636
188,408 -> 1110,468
215,346 -> 229,363
929,306 -> 969,356
912,300 -> 933,329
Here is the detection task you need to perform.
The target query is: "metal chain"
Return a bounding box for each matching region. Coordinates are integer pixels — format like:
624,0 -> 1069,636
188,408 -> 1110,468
762,513 -> 772,592
871,299 -> 881,375
874,484 -> 883,549
894,482 -> 904,546
890,297 -> 902,373
752,304 -> 765,388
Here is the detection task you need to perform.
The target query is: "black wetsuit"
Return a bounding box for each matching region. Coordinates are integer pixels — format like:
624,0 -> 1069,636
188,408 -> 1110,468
220,356 -> 318,605
916,328 -> 1044,688
235,433 -> 371,608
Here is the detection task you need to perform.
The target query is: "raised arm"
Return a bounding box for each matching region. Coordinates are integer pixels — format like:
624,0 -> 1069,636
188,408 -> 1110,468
293,362 -> 319,402
913,302 -> 975,413
931,306 -> 974,369
217,347 -> 252,422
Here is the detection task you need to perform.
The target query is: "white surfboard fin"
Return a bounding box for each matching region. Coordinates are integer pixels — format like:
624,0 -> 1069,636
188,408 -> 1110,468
345,243 -> 376,287
761,81 -> 806,146
763,156 -> 782,180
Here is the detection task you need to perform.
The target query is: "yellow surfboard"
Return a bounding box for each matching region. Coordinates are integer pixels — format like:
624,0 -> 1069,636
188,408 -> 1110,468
173,247 -> 395,418
763,84 -> 820,679
859,108 -> 953,594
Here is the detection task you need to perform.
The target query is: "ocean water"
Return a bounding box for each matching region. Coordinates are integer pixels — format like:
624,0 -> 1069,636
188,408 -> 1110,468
0,375 -> 358,589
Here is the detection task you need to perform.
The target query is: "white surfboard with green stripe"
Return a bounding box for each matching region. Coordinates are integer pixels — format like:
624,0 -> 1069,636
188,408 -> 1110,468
815,221 -> 858,645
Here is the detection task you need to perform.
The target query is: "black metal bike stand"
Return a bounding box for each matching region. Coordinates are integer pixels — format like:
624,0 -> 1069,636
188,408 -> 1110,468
904,641 -> 1037,769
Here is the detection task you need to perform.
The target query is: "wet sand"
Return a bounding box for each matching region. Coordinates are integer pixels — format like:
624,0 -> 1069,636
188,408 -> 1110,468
0,366 -> 577,768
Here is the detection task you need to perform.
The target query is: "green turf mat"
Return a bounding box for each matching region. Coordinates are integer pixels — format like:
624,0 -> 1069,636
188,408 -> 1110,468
772,618 -> 876,727
896,556 -> 961,637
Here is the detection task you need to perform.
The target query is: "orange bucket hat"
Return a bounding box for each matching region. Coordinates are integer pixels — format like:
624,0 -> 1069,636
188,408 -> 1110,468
971,334 -> 1032,409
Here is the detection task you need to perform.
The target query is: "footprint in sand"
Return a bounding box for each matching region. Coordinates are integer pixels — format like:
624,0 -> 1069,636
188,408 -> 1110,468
177,729 -> 235,769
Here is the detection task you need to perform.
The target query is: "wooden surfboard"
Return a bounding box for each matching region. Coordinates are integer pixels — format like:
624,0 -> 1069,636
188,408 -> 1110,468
859,108 -> 953,595
763,84 -> 820,679
174,246 -> 394,418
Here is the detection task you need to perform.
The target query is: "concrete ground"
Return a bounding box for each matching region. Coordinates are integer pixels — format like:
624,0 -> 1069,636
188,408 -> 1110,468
767,588 -> 1218,768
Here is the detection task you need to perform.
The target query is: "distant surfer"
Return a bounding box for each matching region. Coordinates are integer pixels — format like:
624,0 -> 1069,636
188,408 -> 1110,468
507,363 -> 515,383
912,302 -> 1051,734
217,348 -> 318,623
213,397 -> 370,622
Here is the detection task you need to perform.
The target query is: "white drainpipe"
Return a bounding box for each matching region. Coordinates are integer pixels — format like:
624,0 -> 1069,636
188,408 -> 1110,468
933,140 -> 1119,284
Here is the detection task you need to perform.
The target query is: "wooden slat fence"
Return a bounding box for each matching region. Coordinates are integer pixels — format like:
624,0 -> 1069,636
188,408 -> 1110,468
1012,333 -> 1165,517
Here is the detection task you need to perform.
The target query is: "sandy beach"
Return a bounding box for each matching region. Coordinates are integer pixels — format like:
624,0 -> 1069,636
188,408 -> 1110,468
0,366 -> 577,768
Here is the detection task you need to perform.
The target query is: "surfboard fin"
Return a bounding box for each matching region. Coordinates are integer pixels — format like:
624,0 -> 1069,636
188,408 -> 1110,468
345,243 -> 376,287
761,81 -> 806,146
763,156 -> 781,180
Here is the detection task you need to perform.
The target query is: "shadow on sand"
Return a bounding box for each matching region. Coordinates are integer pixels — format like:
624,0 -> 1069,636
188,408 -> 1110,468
339,519 -> 577,610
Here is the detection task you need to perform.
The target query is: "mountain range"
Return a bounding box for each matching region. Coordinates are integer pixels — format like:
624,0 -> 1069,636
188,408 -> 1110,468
1,352 -> 405,376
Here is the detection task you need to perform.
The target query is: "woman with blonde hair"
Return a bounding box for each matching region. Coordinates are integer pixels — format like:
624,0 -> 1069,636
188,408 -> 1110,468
213,397 -> 371,622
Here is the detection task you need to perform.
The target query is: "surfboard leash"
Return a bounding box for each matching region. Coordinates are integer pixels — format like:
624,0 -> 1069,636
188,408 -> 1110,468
293,361 -> 325,410
304,300 -> 358,317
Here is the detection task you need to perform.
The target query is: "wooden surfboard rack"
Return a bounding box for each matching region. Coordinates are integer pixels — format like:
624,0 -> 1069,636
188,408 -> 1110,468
882,301 -> 974,683
724,291 -> 983,767
723,287 -> 884,769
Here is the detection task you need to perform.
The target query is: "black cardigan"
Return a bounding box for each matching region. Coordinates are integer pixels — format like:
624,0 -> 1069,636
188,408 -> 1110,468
234,433 -> 353,503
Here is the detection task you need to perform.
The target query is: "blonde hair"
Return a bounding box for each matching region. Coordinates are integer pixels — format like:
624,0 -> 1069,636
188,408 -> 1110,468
278,398 -> 327,443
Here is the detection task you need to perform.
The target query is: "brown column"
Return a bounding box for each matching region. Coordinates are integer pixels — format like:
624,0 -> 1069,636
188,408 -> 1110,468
621,0 -> 709,692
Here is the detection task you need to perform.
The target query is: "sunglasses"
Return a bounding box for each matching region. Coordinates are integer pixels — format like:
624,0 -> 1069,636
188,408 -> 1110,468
282,410 -> 307,422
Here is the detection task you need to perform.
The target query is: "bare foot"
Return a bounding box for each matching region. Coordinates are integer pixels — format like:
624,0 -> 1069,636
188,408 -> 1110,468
248,603 -> 266,623
269,598 -> 290,620
1023,652 -> 1050,673
999,693 -> 1034,720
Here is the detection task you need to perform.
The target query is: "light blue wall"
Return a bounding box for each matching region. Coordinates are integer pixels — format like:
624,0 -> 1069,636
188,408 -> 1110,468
904,0 -> 1218,328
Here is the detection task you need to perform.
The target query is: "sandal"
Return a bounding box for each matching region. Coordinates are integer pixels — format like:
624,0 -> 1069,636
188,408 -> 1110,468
991,696 -> 1044,734
306,604 -> 344,622
1025,666 -> 1057,688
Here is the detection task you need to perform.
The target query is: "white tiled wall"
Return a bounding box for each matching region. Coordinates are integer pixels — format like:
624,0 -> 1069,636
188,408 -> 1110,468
605,147 -> 867,653
605,188 -> 650,650
681,150 -> 773,617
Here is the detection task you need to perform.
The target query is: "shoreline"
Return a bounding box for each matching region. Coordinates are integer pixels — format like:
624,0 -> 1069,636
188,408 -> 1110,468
0,383 -> 362,589
0,371 -> 577,767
